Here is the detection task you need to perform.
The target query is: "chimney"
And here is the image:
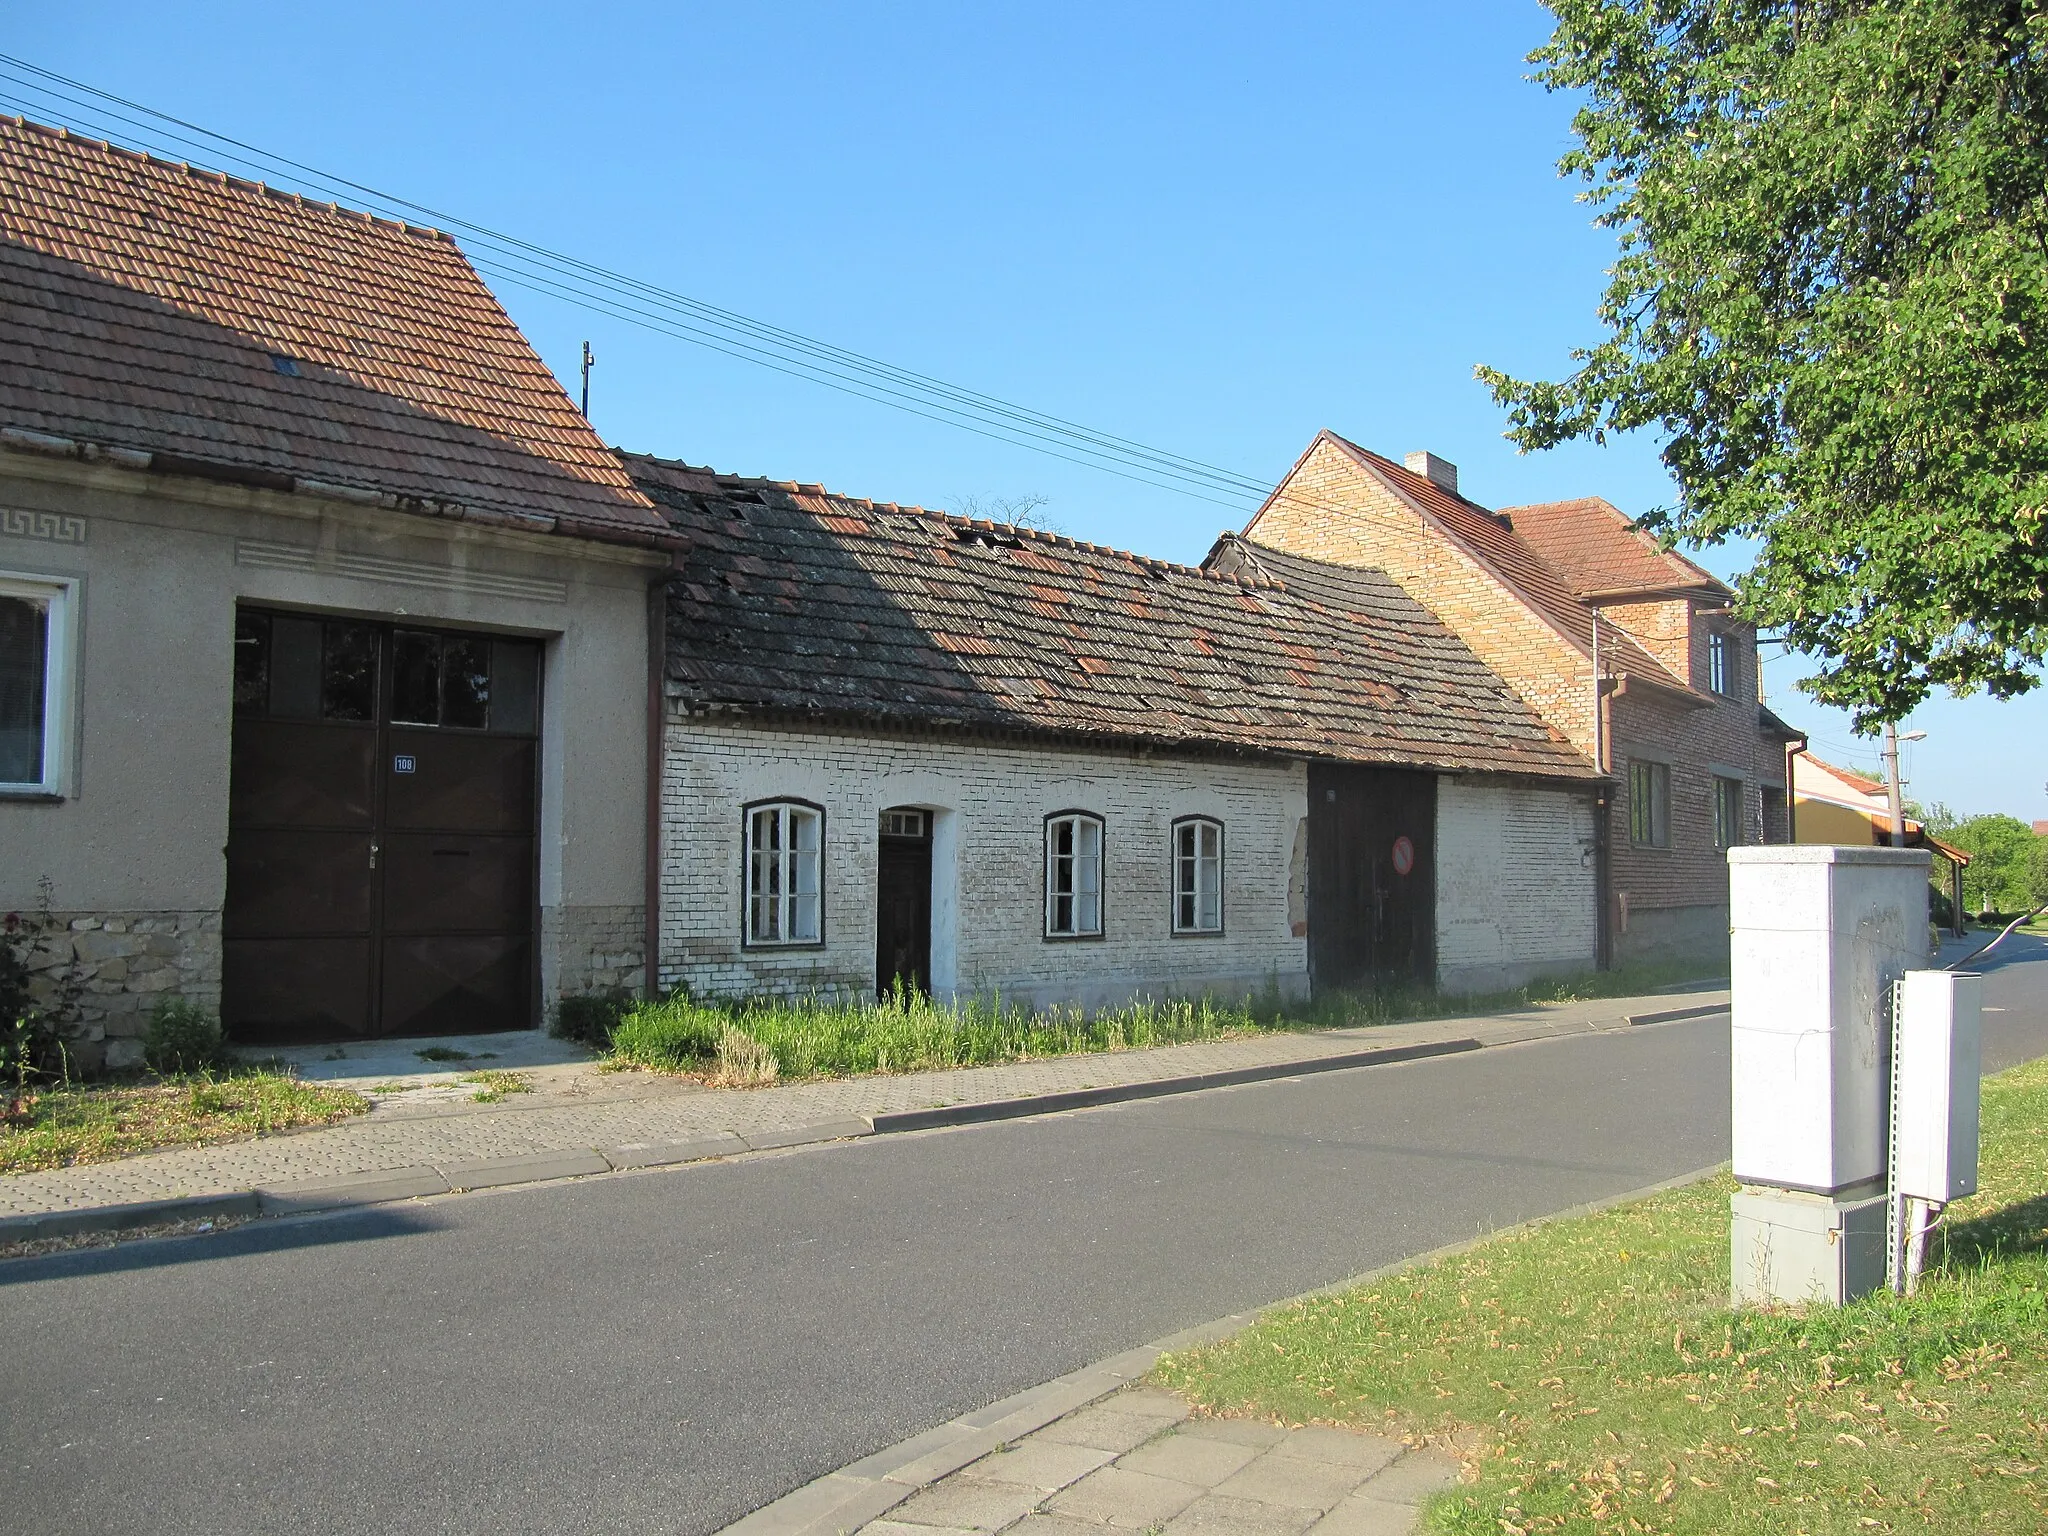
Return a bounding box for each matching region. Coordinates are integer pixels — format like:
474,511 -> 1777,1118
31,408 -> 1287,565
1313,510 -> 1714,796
1404,451 -> 1459,496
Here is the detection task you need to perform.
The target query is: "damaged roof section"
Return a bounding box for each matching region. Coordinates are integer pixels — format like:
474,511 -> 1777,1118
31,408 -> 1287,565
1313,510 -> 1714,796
625,452 -> 1596,782
0,116 -> 671,547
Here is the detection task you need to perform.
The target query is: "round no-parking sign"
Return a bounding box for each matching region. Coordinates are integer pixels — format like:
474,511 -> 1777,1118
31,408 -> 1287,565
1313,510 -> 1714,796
1391,834 -> 1415,877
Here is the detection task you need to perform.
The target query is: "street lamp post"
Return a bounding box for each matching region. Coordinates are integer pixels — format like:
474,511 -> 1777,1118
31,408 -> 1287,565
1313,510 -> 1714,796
1882,725 -> 1928,844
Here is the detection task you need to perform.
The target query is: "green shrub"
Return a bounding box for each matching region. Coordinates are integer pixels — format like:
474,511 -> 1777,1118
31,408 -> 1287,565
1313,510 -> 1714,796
609,996 -> 725,1070
143,997 -> 225,1076
551,986 -> 637,1048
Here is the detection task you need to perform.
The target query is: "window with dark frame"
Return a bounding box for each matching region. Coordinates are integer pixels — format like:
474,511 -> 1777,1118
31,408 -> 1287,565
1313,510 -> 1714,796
1714,775 -> 1746,851
232,612 -> 540,734
746,801 -> 822,945
1628,759 -> 1671,848
1173,817 -> 1223,934
1045,812 -> 1104,937
1708,630 -> 1738,697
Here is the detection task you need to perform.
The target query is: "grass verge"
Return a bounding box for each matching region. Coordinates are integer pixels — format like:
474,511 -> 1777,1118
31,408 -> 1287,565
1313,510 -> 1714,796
603,961 -> 1713,1082
1155,1057 -> 2048,1534
1,1072 -> 370,1175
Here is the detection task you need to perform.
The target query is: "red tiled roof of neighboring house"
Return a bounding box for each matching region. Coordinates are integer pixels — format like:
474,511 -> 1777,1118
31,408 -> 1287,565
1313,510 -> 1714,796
0,117 -> 670,546
625,452 -> 1596,782
1497,495 -> 1729,600
1309,433 -> 1698,698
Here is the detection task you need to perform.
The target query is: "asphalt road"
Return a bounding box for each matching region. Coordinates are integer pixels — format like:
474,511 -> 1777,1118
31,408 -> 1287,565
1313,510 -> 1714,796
5,935 -> 2043,1536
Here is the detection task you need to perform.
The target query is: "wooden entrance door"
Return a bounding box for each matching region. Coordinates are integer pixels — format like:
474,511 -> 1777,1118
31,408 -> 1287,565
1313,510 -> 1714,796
875,808 -> 932,997
223,610 -> 541,1044
1307,764 -> 1436,993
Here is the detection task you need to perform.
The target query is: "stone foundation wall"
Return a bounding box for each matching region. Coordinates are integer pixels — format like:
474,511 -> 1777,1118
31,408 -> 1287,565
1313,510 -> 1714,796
16,911 -> 222,1073
540,903 -> 647,1012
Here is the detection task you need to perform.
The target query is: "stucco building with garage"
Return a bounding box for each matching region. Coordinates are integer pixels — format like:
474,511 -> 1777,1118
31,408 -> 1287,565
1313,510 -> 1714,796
626,453 -> 1604,1005
0,118 -> 675,1067
1242,431 -> 1805,968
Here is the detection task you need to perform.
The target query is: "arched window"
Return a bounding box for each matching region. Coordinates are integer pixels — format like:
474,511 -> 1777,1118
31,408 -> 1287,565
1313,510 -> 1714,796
744,800 -> 823,945
1172,817 -> 1224,934
1044,811 -> 1104,938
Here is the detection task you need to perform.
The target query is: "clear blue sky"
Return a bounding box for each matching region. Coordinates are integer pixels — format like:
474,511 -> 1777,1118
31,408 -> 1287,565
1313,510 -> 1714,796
15,1 -> 2043,820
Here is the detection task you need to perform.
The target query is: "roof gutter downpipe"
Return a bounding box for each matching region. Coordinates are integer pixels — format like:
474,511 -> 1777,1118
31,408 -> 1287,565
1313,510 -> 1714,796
1590,605 -> 1613,972
644,560 -> 672,1002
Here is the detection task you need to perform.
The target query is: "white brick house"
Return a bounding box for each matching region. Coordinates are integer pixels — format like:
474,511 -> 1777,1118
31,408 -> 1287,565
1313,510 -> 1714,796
629,456 -> 1605,1005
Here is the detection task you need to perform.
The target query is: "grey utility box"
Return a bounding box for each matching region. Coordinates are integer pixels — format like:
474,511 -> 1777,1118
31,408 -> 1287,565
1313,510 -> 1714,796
1894,969 -> 1982,1204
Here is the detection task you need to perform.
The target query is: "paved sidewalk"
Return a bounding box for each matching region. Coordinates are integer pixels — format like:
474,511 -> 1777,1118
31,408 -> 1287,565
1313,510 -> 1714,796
1,985 -> 1725,1227
860,1385 -> 1457,1536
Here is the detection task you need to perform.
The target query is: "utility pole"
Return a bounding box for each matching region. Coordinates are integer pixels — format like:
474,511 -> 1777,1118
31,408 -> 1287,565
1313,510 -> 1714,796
580,341 -> 595,419
1884,722 -> 1907,845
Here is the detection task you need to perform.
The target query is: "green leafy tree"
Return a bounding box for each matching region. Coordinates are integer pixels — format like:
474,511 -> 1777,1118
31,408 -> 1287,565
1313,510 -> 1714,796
1482,1 -> 2048,726
1946,812 -> 2048,911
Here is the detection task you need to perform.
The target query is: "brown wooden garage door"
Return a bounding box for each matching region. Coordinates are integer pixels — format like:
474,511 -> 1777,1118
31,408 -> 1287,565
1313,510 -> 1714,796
1307,763 -> 1436,993
222,610 -> 541,1044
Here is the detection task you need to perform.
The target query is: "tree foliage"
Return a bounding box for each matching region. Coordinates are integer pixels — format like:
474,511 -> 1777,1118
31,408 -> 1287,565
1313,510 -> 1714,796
1482,0 -> 2048,725
1944,811 -> 2048,910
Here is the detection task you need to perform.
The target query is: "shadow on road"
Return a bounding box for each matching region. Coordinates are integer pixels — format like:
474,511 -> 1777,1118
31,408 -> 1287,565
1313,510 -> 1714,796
0,1204 -> 441,1287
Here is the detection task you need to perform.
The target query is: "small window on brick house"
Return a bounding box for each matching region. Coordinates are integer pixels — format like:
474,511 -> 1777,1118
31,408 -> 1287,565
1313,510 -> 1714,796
746,801 -> 823,945
1045,812 -> 1104,938
1173,818 -> 1224,934
1714,775 -> 1746,851
1708,631 -> 1739,697
1629,760 -> 1671,848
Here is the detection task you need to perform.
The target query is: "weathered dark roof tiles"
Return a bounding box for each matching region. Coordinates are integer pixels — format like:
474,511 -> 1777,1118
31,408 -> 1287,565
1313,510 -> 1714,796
0,116 -> 667,544
625,451 -> 1595,781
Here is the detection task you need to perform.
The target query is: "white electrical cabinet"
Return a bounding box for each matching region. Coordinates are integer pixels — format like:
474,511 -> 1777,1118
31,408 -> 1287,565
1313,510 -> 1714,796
1893,970 -> 1983,1203
1729,846 -> 1932,1193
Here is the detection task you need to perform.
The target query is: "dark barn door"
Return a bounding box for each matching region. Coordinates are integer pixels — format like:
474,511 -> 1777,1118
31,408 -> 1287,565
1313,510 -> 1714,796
875,808 -> 933,997
1307,764 -> 1436,993
223,611 -> 541,1044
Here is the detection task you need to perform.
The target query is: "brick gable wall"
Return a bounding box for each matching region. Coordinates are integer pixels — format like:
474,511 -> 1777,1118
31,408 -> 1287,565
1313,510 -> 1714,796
1248,438 -> 1596,753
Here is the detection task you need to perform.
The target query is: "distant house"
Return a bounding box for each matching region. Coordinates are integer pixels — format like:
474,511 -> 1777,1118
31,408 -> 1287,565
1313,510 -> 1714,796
626,453 -> 1605,1004
1,118 -> 677,1065
1238,432 -> 1805,968
1792,753 -> 1969,931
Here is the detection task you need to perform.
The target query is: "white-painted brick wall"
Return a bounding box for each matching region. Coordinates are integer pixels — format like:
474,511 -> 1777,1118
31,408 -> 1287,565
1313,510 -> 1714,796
1436,777 -> 1599,992
660,718 -> 1311,1007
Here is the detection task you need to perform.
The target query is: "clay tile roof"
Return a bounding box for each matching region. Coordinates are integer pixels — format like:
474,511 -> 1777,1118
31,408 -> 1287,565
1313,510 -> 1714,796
0,117 -> 667,545
625,450 -> 1595,782
1316,433 -> 1694,695
1496,495 -> 1728,600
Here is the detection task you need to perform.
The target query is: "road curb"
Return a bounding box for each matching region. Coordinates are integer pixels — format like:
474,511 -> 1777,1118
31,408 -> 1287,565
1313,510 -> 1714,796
708,1161 -> 1733,1536
868,1037 -> 1485,1134
0,1003 -> 1727,1246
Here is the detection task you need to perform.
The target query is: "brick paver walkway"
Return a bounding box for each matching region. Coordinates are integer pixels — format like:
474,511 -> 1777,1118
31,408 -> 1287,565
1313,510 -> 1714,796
867,1385 -> 1457,1536
2,987 -> 1724,1218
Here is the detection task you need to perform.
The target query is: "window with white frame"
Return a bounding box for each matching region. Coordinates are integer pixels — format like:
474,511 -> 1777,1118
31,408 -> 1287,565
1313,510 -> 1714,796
1044,812 -> 1104,937
1173,817 -> 1223,934
0,574 -> 74,795
745,801 -> 823,945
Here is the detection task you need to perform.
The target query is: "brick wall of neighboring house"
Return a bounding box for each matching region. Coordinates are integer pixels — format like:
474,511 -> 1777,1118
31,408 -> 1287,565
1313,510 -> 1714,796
1436,778 -> 1600,992
1250,438 -> 1598,754
659,718 -> 1604,1004
659,717 -> 1312,1008
1601,597 -> 1692,680
1606,614 -> 1787,963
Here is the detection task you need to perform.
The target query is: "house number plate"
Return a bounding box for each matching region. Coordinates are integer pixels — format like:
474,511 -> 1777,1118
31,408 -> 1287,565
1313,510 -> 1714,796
393,754 -> 417,774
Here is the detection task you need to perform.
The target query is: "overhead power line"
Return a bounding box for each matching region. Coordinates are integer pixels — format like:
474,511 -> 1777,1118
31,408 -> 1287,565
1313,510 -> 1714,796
0,54 -> 1282,515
